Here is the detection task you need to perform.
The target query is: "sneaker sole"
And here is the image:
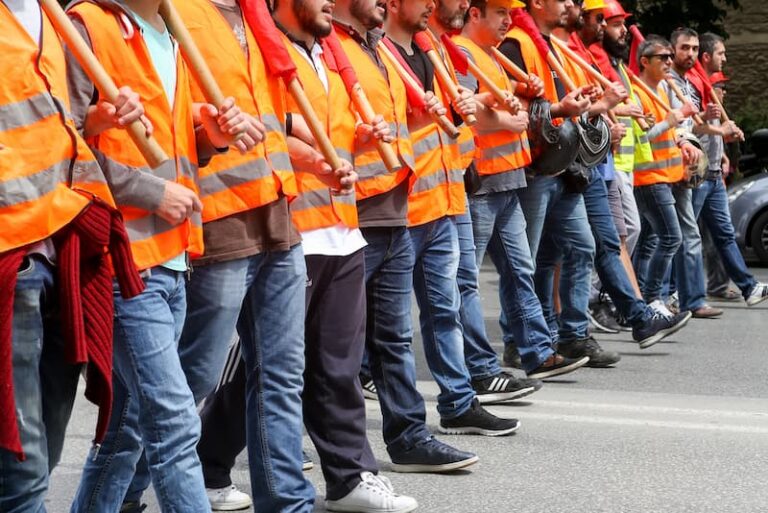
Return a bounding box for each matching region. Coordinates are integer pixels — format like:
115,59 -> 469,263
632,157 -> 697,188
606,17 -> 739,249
638,311 -> 692,349
389,455 -> 479,473
437,421 -> 520,437
210,499 -> 253,511
747,295 -> 768,307
303,460 -> 314,471
588,313 -> 620,334
326,500 -> 419,513
527,356 -> 589,379
362,390 -> 379,401
475,386 -> 538,404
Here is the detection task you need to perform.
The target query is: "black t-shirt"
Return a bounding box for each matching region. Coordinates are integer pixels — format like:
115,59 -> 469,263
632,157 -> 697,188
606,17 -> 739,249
391,40 -> 434,93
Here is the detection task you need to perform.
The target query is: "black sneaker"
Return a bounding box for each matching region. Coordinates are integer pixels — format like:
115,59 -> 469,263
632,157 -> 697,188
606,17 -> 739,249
389,436 -> 479,473
527,353 -> 589,379
588,302 -> 622,334
502,344 -> 522,369
120,502 -> 147,513
438,399 -> 520,436
360,373 -> 378,400
472,371 -> 542,404
632,310 -> 692,349
614,313 -> 633,332
558,336 -> 621,368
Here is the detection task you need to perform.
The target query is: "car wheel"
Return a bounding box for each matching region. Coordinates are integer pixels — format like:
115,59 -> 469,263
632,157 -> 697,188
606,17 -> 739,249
749,210 -> 768,265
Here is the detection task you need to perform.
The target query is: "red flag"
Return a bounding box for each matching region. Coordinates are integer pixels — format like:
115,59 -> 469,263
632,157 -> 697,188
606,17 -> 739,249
380,36 -> 428,109
240,0 -> 298,83
438,33 -> 470,75
588,43 -> 621,83
628,24 -> 644,75
322,30 -> 359,93
686,60 -> 713,108
510,8 -> 552,62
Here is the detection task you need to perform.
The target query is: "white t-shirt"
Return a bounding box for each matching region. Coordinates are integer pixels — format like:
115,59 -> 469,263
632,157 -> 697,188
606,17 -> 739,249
6,0 -> 41,41
290,39 -> 366,257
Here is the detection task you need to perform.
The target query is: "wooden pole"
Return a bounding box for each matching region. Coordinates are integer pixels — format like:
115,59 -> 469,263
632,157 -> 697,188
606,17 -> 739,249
665,77 -> 705,125
286,79 -> 343,171
378,44 -> 461,139
40,0 -> 168,168
424,50 -> 477,126
347,83 -> 402,172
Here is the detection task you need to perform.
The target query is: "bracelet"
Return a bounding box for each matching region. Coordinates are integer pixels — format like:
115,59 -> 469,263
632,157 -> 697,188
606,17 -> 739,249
286,113 -> 293,137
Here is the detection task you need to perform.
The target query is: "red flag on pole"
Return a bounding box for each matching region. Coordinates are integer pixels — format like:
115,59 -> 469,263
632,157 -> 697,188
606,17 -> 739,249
240,0 -> 298,84
628,24 -> 644,75
588,43 -> 621,83
321,31 -> 358,92
687,60 -> 713,109
437,33 -> 470,75
510,8 -> 552,62
380,37 -> 428,109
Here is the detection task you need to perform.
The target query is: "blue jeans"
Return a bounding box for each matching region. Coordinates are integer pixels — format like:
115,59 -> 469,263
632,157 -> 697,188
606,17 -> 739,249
692,178 -> 757,297
142,245 -> 310,512
469,191 -> 555,372
0,256 -> 80,513
361,227 -> 432,454
583,169 -> 651,326
71,267 -> 209,513
672,185 -> 707,311
409,217 -> 475,419
517,175 -> 595,342
633,183 -> 683,303
456,205 -> 502,380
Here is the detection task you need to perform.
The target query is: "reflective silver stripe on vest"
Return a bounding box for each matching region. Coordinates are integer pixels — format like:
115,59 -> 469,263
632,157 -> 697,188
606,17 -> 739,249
411,168 -> 448,194
356,160 -> 388,180
124,213 -> 179,242
635,155 -> 683,172
447,166 -> 464,185
0,92 -> 60,132
72,159 -> 107,187
652,139 -> 677,150
459,137 -> 476,156
413,131 -> 441,159
478,137 -> 523,163
0,158 -> 69,207
197,157 -> 274,198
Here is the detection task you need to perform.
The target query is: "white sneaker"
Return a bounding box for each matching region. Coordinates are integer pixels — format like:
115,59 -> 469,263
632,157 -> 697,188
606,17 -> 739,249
207,485 -> 253,511
649,299 -> 673,318
746,283 -> 768,306
325,472 -> 418,513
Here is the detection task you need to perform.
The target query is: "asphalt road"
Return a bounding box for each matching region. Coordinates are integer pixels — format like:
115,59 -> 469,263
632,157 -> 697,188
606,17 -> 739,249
47,264 -> 768,513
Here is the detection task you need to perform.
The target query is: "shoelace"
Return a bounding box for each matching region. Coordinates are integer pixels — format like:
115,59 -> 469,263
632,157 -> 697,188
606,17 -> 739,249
360,472 -> 397,498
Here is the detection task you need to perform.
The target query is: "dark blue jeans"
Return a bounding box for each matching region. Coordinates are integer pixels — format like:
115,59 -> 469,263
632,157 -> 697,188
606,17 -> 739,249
517,175 -> 595,343
583,168 -> 651,326
0,256 -> 80,513
634,183 -> 683,303
456,205 -> 503,380
692,177 -> 756,296
410,217 -> 475,419
468,190 -> 555,372
361,227 -> 432,454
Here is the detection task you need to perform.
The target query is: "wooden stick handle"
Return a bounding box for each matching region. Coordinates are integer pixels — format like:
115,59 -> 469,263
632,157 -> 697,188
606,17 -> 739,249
551,37 -> 613,89
286,79 -> 343,170
378,44 -> 460,139
159,0 -> 225,107
707,83 -> 731,124
464,59 -> 518,116
490,47 -> 529,83
348,83 -> 402,172
425,50 -> 477,126
546,52 -> 577,93
664,77 -> 704,125
40,0 -> 168,168
628,73 -> 671,113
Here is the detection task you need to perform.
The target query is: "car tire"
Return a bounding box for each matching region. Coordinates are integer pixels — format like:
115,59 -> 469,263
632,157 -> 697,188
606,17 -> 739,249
749,210 -> 768,265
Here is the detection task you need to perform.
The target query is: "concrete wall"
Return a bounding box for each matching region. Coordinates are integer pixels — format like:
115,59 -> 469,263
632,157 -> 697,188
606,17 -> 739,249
723,0 -> 768,126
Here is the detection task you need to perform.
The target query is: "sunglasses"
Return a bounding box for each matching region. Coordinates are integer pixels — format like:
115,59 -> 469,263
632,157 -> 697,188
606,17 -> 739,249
647,53 -> 674,61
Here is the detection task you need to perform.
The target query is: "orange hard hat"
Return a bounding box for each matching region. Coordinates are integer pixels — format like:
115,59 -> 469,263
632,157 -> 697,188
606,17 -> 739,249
603,0 -> 631,20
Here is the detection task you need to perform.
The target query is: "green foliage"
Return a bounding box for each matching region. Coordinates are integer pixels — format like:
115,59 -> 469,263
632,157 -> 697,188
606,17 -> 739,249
623,0 -> 741,39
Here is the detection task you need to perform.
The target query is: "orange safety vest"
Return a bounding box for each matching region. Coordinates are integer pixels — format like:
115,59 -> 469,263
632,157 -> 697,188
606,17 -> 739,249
68,1 -> 203,271
281,35 -> 358,232
451,35 -> 531,175
403,52 -> 466,227
0,4 -> 112,253
633,83 -> 684,185
505,27 -> 561,103
173,0 -> 295,224
423,29 -> 476,172
333,27 -> 414,200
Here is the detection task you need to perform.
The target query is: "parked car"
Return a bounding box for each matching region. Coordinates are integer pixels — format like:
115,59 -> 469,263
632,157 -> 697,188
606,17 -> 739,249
729,129 -> 768,264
